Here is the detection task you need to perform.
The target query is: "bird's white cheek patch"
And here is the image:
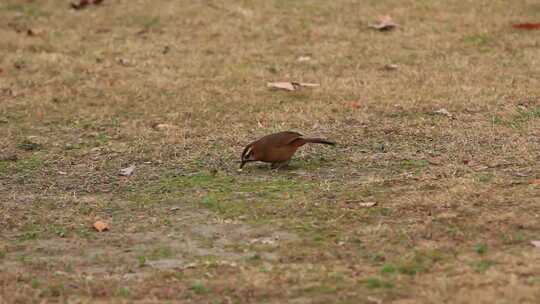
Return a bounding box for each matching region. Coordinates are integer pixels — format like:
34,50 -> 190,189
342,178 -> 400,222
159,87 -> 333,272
244,147 -> 253,159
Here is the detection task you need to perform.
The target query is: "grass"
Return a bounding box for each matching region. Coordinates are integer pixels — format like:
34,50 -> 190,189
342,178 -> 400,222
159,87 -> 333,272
1,0 -> 540,303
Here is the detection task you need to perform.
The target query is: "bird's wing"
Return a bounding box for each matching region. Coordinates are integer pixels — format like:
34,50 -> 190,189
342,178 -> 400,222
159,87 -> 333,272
275,131 -> 303,147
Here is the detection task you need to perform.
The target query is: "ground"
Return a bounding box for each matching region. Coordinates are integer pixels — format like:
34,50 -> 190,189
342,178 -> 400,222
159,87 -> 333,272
1,0 -> 539,303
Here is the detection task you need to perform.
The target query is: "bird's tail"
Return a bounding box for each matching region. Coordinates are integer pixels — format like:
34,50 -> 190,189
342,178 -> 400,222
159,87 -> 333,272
302,138 -> 336,146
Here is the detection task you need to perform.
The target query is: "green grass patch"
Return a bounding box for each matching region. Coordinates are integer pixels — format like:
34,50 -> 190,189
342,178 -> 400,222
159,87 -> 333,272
364,277 -> 394,289
474,260 -> 496,273
474,244 -> 487,255
1,3 -> 48,17
141,171 -> 314,219
191,281 -> 209,294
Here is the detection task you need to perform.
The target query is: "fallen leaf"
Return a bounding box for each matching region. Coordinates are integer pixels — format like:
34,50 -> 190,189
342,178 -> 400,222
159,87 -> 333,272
358,201 -> 377,208
249,237 -> 278,245
71,0 -> 103,9
297,56 -> 311,62
529,179 -> 540,185
153,123 -> 177,130
369,15 -> 398,31
433,108 -> 454,118
512,23 -> 540,30
119,164 -> 136,177
346,101 -> 361,109
383,64 -> 399,71
297,82 -> 320,87
267,82 -> 320,91
267,82 -> 295,91
0,68 -> 3,74
26,29 -> 44,37
14,61 -> 25,70
367,296 -> 383,304
345,201 -> 378,208
116,58 -> 133,66
93,220 -> 109,232
531,240 -> 540,248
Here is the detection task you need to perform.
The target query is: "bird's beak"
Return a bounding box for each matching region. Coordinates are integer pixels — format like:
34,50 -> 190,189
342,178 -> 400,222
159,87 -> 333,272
240,160 -> 247,169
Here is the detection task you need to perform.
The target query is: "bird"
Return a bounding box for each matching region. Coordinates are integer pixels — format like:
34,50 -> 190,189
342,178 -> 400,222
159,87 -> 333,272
240,131 -> 335,169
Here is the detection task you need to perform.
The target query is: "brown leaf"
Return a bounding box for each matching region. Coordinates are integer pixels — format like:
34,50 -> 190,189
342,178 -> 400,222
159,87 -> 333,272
93,220 -> 109,232
358,201 -> 377,208
296,82 -> 320,88
529,179 -> 540,185
71,0 -> 103,10
267,82 -> 320,91
267,82 -> 295,91
369,15 -> 398,31
119,164 -> 136,177
346,101 -> 361,109
26,29 -> 44,37
344,201 -> 378,209
383,64 -> 399,71
153,123 -> 177,131
513,23 -> 540,30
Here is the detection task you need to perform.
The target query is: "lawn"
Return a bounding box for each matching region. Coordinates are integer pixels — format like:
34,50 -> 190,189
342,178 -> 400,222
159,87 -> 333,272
1,0 -> 539,303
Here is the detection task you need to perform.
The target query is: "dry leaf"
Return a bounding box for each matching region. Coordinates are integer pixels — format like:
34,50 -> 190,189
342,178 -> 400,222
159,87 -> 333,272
267,82 -> 295,91
369,15 -> 398,31
297,82 -> 320,87
153,123 -> 177,130
297,56 -> 311,62
529,179 -> 540,185
433,108 -> 454,118
513,23 -> 540,30
71,0 -> 103,9
267,82 -> 320,91
117,58 -> 133,66
346,101 -> 361,109
93,220 -> 109,232
531,240 -> 540,248
358,202 -> 377,208
345,201 -> 378,208
383,64 -> 399,71
119,164 -> 136,177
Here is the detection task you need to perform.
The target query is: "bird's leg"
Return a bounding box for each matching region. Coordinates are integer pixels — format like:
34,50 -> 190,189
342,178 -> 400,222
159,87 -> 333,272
270,160 -> 290,170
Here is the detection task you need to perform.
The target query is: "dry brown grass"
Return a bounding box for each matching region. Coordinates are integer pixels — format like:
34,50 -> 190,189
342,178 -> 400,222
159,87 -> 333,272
1,0 -> 540,303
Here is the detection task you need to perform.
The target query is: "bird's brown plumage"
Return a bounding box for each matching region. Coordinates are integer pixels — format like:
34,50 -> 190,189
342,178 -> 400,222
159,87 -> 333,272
240,131 -> 335,169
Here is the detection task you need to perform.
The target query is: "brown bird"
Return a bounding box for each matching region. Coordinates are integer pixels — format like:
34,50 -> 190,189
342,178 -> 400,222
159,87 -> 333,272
240,131 -> 335,169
